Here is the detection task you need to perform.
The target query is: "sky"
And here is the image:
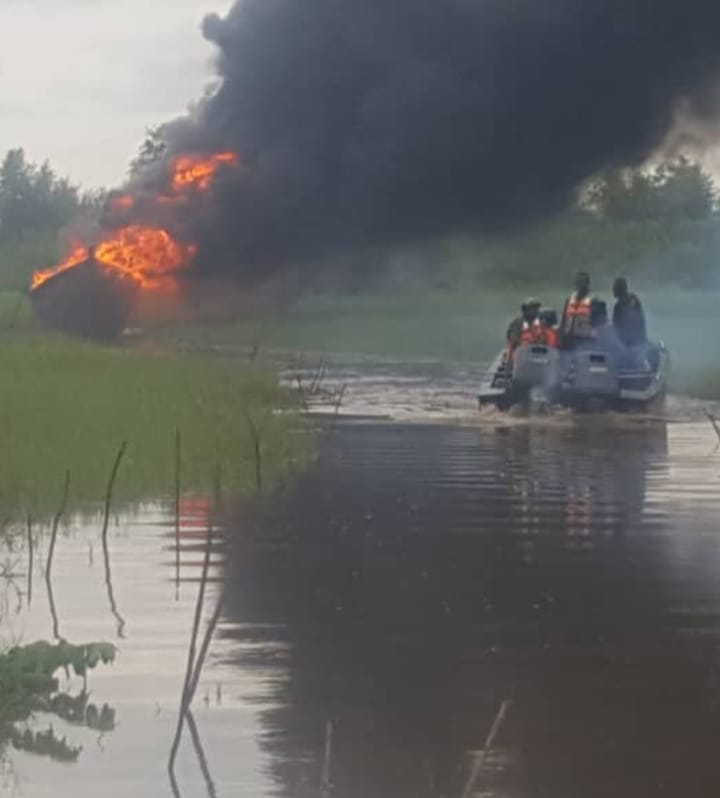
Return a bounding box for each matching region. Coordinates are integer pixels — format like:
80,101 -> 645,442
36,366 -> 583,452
3,0 -> 720,197
0,0 -> 233,189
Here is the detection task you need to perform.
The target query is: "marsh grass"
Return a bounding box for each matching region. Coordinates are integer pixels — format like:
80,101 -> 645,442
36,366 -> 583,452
0,336 -> 308,518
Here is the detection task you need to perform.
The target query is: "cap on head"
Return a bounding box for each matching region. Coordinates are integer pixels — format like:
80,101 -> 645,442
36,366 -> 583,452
522,296 -> 541,309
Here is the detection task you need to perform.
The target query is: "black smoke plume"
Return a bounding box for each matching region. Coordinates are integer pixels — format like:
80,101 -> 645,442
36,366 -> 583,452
143,0 -> 720,281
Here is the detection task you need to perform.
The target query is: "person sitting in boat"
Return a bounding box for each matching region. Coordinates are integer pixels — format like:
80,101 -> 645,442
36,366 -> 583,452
506,298 -> 542,360
560,271 -> 594,349
538,309 -> 559,348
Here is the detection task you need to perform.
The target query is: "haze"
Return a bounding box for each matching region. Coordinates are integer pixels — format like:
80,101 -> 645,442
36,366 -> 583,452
0,0 -> 232,188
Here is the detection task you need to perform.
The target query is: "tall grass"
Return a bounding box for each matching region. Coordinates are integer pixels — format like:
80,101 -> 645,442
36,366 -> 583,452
0,337 -> 308,518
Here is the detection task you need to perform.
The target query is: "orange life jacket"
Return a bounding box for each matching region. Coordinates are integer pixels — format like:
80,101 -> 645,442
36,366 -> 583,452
562,293 -> 593,338
544,327 -> 559,348
520,320 -> 557,347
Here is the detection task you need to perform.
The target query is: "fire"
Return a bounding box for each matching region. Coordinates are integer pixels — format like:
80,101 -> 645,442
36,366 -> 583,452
171,152 -> 238,193
31,150 -> 238,295
31,245 -> 89,291
95,225 -> 195,289
31,225 -> 195,291
109,194 -> 135,211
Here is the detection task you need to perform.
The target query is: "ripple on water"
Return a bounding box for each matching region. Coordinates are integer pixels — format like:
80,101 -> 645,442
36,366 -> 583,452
4,364 -> 720,797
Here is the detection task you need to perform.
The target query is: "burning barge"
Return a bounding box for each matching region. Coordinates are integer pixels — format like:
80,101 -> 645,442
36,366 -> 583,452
29,152 -> 239,340
30,250 -> 139,339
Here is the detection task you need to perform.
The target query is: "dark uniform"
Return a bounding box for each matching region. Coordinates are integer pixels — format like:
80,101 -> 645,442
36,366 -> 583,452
612,279 -> 646,347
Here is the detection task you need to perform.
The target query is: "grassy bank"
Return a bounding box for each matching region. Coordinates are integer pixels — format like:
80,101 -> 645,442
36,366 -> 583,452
0,335 -> 308,519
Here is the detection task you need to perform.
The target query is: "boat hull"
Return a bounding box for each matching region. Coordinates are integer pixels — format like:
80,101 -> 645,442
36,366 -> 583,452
478,341 -> 669,413
31,259 -> 139,340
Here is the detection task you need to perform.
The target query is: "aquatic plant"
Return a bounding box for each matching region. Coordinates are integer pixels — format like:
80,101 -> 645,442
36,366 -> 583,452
0,640 -> 116,763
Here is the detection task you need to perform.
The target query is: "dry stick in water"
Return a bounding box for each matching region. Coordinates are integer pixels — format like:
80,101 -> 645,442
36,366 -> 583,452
26,514 -> 33,607
186,592 -> 225,708
334,384 -> 348,416
186,710 -> 218,798
175,427 -> 182,598
320,720 -> 334,796
460,699 -> 512,798
168,519 -> 215,775
705,410 -> 720,447
101,442 -> 128,638
186,466 -> 225,705
243,410 -> 266,493
45,469 -> 70,641
101,442 -> 128,545
168,766 -> 181,798
294,373 -> 307,410
309,359 -> 327,396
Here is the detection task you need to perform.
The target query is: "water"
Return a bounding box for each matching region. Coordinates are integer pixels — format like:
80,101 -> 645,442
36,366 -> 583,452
282,358 -> 718,421
3,364 -> 720,797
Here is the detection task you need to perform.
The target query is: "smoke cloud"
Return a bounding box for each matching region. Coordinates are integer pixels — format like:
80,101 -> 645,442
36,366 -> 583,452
140,0 -> 720,281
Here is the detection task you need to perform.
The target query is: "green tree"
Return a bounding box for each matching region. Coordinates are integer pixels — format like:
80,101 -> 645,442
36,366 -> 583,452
0,149 -> 88,243
652,156 -> 715,220
584,157 -> 716,222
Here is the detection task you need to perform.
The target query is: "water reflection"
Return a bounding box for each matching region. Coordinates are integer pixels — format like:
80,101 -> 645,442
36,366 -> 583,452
101,516 -> 126,638
222,421 -> 720,798
4,418 -> 720,797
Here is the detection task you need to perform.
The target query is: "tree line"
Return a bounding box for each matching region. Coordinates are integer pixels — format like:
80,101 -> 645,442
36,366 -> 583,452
0,143 -> 718,291
583,156 -> 716,223
0,149 -> 101,244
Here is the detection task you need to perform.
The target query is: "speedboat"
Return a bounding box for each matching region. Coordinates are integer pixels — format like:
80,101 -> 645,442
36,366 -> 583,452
478,337 -> 669,413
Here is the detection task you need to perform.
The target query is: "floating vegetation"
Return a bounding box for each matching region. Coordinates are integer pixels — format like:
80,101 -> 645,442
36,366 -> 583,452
11,727 -> 81,764
0,641 -> 116,764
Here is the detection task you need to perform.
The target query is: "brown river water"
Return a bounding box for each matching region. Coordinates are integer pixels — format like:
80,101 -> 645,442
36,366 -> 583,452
3,361 -> 720,797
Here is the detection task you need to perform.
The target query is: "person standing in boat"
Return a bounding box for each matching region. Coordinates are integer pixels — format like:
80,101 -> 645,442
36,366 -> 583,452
612,277 -> 647,347
560,271 -> 594,349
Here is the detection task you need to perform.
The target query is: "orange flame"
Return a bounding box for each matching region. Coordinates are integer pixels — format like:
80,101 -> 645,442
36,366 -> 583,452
109,194 -> 135,211
31,150 -> 238,294
31,246 -> 88,291
171,152 -> 239,193
31,225 -> 195,291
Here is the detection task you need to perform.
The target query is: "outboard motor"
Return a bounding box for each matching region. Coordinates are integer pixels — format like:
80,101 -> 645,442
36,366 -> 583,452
565,350 -> 619,410
512,344 -> 560,390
